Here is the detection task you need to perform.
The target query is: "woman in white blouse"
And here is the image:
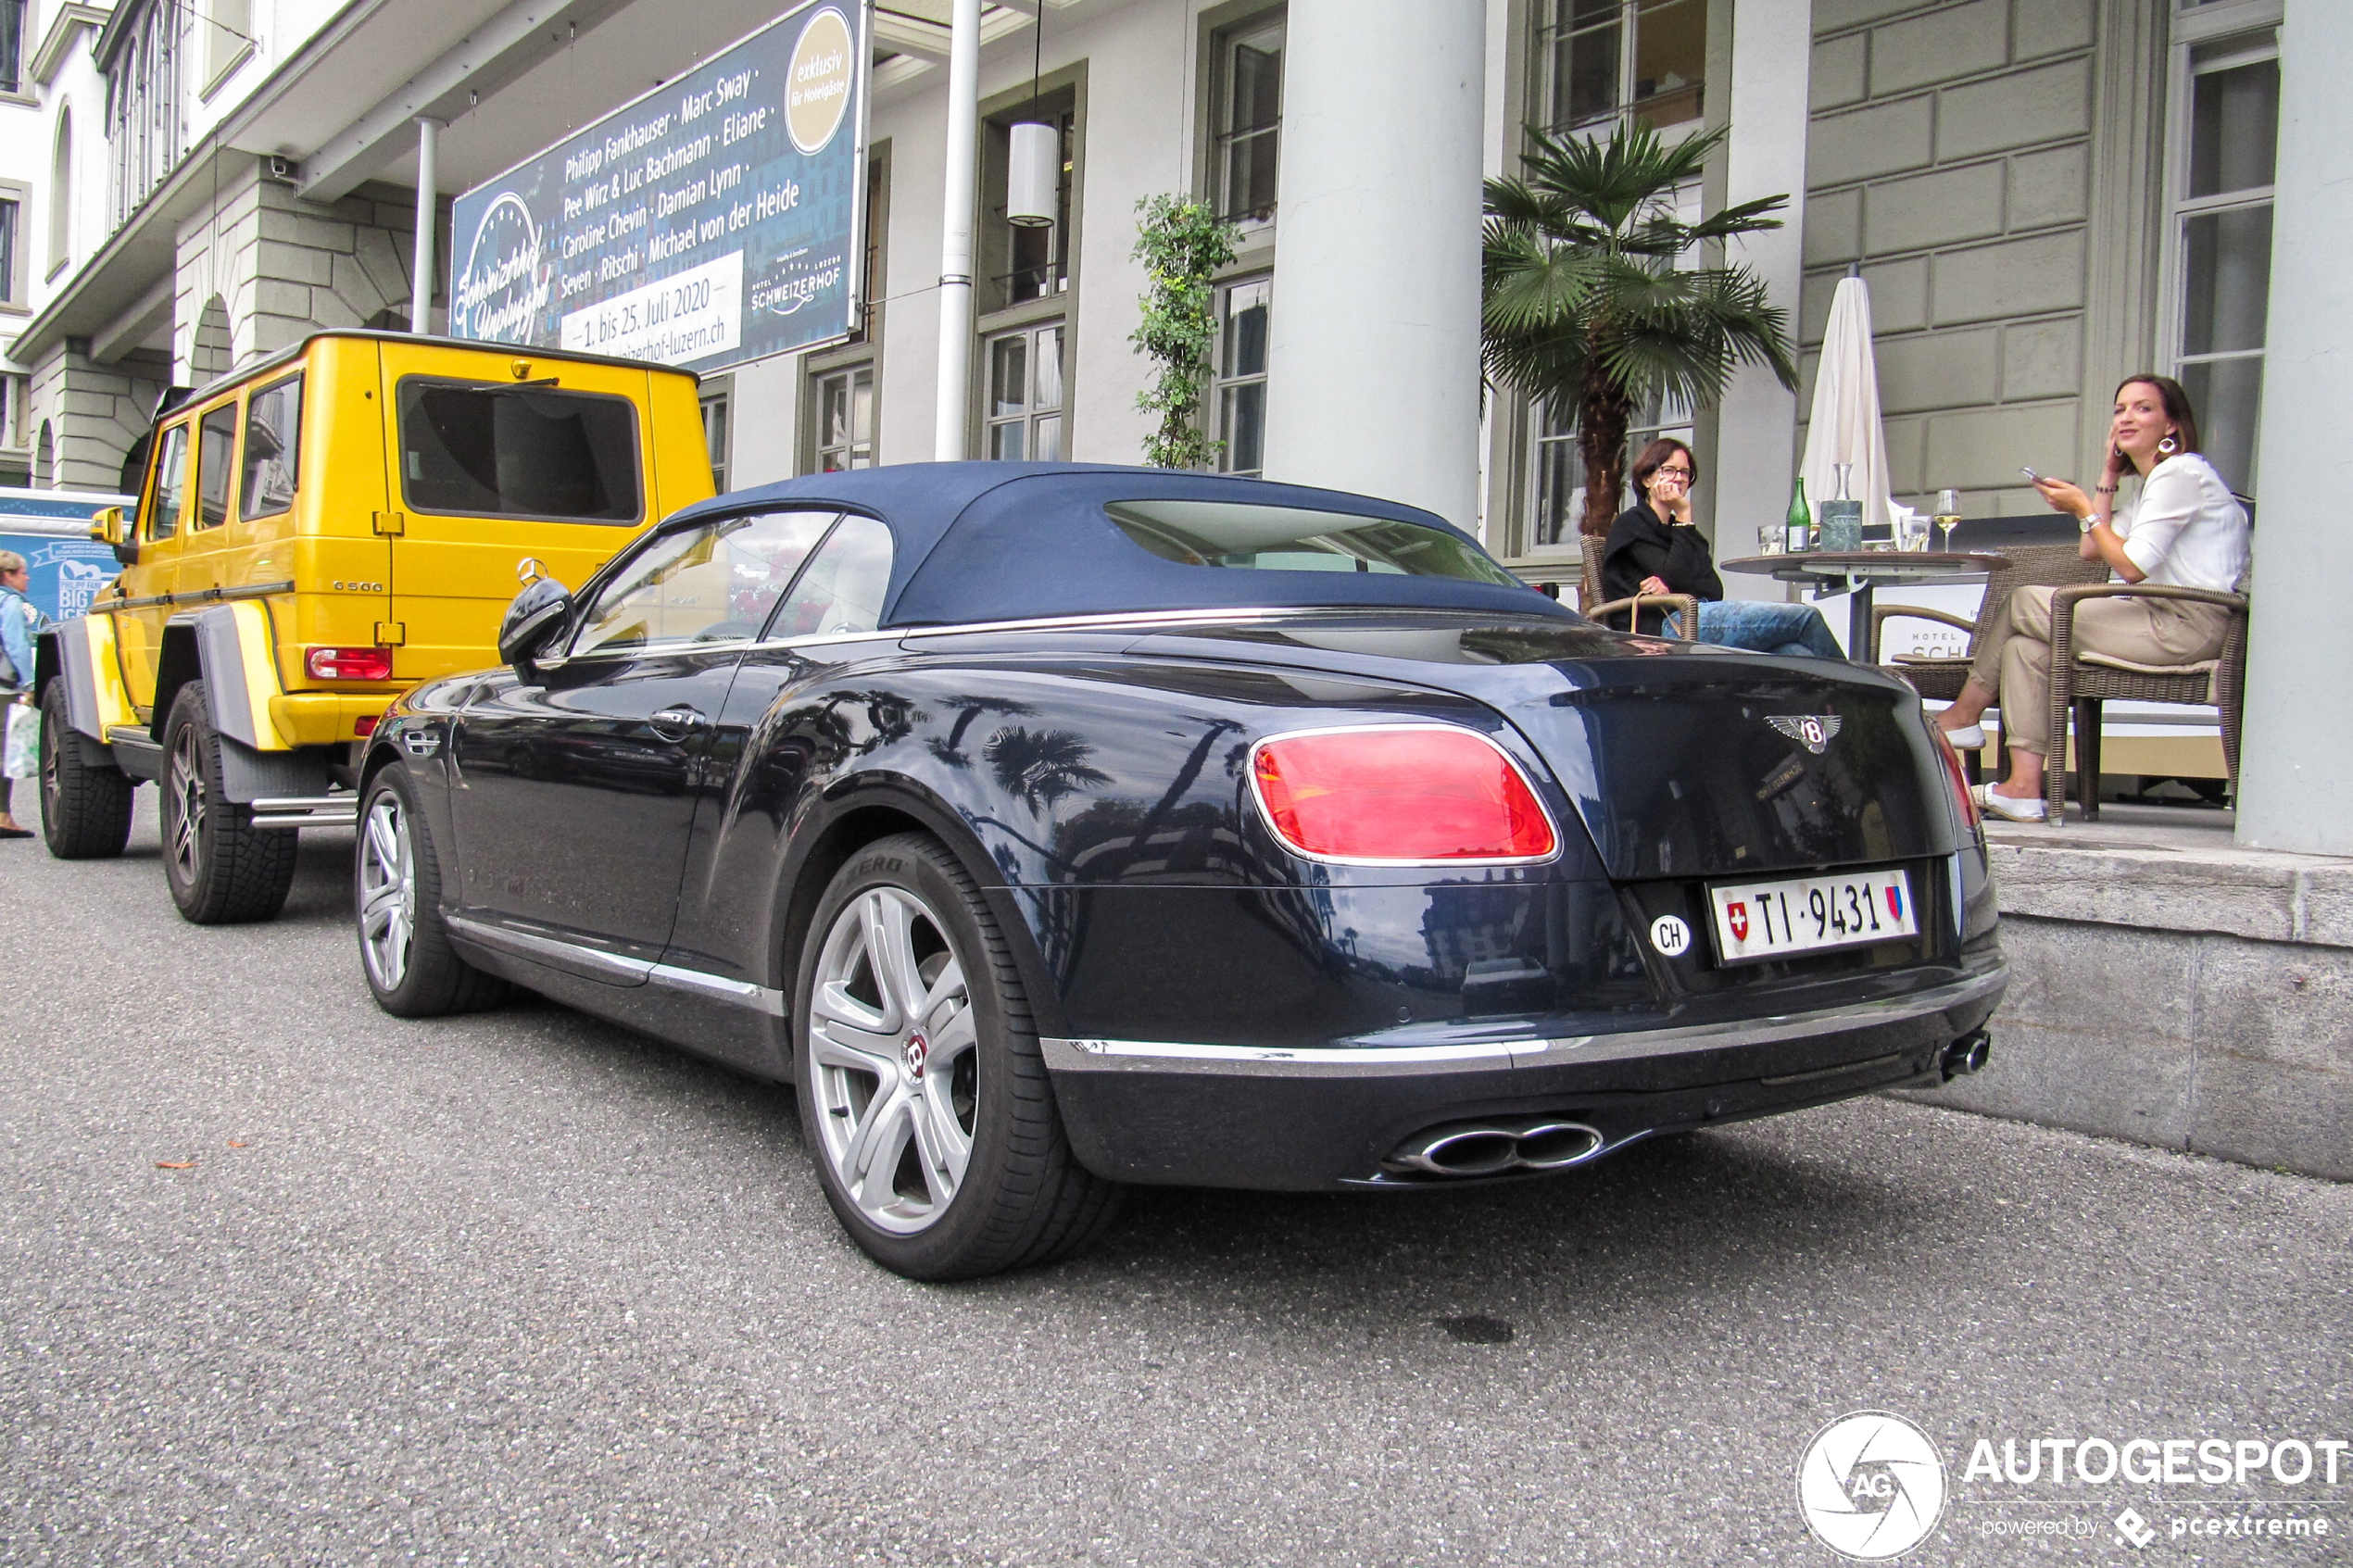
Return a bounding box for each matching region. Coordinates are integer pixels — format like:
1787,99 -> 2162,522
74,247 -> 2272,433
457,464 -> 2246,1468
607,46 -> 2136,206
1933,374 -> 2250,822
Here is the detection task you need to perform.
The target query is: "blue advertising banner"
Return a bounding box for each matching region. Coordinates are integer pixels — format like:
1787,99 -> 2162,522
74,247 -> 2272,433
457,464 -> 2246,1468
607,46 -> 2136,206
448,1 -> 866,373
0,489 -> 132,626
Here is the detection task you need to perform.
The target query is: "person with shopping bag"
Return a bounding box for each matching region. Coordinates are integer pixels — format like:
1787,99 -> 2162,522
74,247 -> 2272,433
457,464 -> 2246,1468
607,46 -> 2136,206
0,550 -> 46,838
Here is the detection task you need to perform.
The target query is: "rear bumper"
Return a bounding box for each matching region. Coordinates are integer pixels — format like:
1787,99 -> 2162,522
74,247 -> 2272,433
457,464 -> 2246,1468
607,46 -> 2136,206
1042,964 -> 2006,1189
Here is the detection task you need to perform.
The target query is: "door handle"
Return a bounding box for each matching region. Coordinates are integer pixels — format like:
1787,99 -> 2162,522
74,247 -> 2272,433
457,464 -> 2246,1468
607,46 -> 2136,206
646,707 -> 710,741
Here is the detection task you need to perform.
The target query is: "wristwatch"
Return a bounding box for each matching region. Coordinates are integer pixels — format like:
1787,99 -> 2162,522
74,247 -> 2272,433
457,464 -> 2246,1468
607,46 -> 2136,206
2078,512 -> 2098,533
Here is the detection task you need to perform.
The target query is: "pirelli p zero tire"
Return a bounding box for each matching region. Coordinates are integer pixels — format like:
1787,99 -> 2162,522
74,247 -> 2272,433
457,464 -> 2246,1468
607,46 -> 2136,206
159,681 -> 298,924
795,833 -> 1122,1281
37,681 -> 133,859
355,765 -> 507,1018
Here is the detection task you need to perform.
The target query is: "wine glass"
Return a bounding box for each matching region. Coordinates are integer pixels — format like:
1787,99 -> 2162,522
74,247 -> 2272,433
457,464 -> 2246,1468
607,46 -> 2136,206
1933,488 -> 1961,554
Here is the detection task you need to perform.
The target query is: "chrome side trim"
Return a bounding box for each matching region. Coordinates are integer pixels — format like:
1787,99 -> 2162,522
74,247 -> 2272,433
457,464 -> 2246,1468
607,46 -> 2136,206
647,962 -> 787,1016
1039,967 -> 2007,1078
89,580 -> 296,614
247,794 -> 359,831
447,915 -> 653,984
444,915 -> 786,1013
899,607 -> 1296,639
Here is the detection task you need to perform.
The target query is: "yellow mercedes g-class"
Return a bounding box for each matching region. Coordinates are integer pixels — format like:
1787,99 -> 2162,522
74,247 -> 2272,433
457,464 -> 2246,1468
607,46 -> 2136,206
33,330 -> 713,922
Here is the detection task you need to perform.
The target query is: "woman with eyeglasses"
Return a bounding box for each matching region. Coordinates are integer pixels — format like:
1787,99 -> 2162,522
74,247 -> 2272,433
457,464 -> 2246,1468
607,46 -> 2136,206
1599,438 -> 1845,659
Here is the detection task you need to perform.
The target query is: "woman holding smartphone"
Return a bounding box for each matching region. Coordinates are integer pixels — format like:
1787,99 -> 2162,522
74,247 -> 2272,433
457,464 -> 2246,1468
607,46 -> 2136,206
1931,374 -> 2249,822
1600,438 -> 1844,658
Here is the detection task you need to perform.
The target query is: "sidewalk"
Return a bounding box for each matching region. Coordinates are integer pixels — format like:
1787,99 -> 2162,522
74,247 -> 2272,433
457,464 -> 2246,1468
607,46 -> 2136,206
1899,803 -> 2353,1180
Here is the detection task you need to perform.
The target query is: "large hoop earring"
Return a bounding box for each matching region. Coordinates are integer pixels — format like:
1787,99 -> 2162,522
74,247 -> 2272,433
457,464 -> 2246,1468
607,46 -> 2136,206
2158,434 -> 2179,456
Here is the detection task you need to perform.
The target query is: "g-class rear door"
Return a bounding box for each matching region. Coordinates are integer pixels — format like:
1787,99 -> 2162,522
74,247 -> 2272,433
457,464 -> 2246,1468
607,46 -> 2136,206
377,343 -> 661,685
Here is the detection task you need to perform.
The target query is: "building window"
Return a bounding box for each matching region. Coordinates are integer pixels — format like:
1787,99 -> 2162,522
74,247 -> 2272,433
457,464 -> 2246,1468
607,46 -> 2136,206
47,106 -> 69,277
814,365 -> 875,471
0,1 -> 25,95
204,0 -> 250,89
106,3 -> 184,227
1214,276 -> 1271,476
0,197 -> 18,305
1531,0 -> 1706,138
700,388 -> 731,492
1528,390 -> 1692,551
984,325 -> 1063,461
981,87 -> 1075,312
1211,14 -> 1283,225
850,152 -> 888,343
2165,15 -> 2278,494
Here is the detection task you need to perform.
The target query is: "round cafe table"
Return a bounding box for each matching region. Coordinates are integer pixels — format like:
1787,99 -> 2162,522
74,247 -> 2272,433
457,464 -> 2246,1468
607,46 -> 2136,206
1718,550 -> 2012,659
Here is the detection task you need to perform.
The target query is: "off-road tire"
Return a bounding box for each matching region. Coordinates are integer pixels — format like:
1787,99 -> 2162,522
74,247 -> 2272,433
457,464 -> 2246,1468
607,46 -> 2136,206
796,833 -> 1122,1280
159,681 -> 298,923
356,765 -> 508,1017
37,681 -> 133,859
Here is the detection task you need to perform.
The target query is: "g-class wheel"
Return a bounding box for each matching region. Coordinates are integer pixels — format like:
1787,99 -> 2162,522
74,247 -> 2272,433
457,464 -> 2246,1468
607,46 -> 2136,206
37,681 -> 133,859
158,681 -> 298,924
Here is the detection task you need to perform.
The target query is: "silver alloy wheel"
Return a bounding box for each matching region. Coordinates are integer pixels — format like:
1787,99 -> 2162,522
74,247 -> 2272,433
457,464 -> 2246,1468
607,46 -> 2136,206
358,791 -> 416,991
166,723 -> 207,883
808,885 -> 979,1235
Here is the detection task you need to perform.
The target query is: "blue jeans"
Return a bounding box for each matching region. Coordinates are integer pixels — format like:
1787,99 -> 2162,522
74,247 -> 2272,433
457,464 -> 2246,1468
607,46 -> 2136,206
1667,599 -> 1846,659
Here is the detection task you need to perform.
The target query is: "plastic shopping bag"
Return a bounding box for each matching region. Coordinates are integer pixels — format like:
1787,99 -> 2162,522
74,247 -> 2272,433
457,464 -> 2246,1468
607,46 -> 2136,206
4,700 -> 37,780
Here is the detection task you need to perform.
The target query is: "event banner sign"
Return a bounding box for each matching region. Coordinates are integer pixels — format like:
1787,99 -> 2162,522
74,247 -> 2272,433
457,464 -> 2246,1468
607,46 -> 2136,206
448,1 -> 866,372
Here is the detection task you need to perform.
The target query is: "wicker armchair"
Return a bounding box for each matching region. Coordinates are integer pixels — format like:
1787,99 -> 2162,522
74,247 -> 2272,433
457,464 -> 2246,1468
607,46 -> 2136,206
1868,543 -> 2109,782
2043,582 -> 2249,823
1577,533 -> 1694,637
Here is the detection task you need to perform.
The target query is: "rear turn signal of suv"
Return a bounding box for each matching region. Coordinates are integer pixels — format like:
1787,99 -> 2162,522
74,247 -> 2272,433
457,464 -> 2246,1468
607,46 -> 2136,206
1250,726 -> 1557,863
306,646 -> 396,681
1930,726 -> 1982,834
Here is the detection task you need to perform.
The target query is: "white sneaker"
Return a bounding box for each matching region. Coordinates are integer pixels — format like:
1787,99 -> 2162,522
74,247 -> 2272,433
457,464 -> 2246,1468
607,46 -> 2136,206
1940,722 -> 1986,748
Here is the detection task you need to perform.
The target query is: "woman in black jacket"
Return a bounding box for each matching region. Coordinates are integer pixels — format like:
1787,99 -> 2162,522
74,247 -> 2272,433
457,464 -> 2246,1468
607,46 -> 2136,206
1598,438 -> 1844,658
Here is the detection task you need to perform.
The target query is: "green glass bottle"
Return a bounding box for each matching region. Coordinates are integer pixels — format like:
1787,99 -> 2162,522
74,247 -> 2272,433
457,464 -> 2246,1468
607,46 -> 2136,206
1784,478 -> 1812,553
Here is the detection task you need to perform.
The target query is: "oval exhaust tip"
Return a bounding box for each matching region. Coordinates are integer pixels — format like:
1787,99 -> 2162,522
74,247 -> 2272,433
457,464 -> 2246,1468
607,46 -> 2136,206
1416,1130 -> 1522,1176
1514,1123 -> 1604,1169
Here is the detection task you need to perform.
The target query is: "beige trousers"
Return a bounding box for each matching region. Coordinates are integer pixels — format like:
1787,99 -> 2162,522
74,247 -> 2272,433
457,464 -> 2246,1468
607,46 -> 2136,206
1976,584 -> 2230,756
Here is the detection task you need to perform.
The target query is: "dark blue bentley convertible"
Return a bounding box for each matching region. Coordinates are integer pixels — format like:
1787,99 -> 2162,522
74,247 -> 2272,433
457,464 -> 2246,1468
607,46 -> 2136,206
354,462 -> 2004,1279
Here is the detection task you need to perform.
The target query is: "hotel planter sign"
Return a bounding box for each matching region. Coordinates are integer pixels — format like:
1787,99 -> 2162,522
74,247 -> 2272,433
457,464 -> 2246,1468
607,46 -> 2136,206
449,1 -> 866,372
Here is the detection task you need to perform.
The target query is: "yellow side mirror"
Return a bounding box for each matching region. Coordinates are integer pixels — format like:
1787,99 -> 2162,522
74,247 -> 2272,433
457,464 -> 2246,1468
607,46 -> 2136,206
90,507 -> 126,546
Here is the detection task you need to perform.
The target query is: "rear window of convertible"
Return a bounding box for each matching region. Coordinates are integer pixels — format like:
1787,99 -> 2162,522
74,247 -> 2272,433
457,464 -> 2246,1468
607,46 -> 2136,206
1104,499 -> 1519,584
397,378 -> 642,523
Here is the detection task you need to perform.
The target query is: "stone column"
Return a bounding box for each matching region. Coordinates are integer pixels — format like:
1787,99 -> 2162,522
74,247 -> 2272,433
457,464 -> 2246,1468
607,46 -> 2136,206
2235,0 -> 2353,854
1709,0 -> 1811,592
1261,0 -> 1485,528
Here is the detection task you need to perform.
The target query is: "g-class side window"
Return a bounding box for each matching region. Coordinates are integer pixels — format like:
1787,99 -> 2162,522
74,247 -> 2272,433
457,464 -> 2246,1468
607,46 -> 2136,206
240,374 -> 303,521
396,378 -> 642,523
145,424 -> 190,542
195,402 -> 238,530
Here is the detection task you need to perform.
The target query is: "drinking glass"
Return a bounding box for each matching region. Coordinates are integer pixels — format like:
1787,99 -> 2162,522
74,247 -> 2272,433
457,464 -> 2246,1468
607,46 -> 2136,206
1758,522 -> 1786,557
1896,509 -> 1931,552
1933,488 -> 1962,553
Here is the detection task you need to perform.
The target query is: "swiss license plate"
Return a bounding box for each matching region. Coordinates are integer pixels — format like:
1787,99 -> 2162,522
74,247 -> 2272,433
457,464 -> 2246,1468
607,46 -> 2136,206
1706,869 -> 1918,963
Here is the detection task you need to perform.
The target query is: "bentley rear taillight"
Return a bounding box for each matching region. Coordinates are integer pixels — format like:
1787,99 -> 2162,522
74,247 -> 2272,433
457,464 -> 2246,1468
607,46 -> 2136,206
1931,727 -> 1981,834
306,646 -> 395,681
1250,727 -> 1557,863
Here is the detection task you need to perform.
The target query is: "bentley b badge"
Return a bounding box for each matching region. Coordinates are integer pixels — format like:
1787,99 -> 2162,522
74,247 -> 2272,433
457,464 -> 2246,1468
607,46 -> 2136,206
1767,715 -> 1842,754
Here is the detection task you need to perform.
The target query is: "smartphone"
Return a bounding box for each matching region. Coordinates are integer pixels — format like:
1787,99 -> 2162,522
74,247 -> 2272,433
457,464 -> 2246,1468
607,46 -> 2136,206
2020,466 -> 2042,483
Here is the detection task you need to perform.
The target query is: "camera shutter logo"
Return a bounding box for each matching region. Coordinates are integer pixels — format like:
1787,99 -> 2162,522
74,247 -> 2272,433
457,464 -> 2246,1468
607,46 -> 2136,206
1795,1411 -> 1947,1561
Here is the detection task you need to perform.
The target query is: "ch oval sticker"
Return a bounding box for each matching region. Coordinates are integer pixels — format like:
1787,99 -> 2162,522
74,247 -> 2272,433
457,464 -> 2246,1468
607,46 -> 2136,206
1649,915 -> 1692,957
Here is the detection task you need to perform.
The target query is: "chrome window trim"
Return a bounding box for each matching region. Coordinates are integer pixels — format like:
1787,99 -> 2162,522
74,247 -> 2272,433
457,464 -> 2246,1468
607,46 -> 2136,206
1039,967 -> 2007,1078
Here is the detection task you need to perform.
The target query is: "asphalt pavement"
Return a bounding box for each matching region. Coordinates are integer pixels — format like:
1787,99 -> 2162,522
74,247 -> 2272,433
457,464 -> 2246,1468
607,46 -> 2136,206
2,791 -> 2347,1566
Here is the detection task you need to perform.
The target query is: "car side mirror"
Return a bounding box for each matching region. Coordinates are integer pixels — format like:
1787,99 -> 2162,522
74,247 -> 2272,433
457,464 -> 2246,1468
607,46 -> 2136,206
91,508 -> 140,568
497,577 -> 572,671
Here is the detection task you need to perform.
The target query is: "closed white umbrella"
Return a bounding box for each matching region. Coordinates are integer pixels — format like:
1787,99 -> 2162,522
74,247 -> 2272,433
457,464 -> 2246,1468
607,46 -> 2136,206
1799,273 -> 1894,545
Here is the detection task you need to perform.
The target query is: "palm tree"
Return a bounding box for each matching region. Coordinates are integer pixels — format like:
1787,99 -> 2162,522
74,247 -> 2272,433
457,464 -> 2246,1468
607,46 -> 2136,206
1482,119 -> 1799,537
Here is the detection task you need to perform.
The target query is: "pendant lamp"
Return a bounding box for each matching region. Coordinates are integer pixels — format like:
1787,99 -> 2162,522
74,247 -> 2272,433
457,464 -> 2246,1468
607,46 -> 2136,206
1007,121 -> 1059,228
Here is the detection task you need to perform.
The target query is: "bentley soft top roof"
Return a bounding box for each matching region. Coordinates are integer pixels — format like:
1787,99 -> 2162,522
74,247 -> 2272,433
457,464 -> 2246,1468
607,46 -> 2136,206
663,462 -> 1579,628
